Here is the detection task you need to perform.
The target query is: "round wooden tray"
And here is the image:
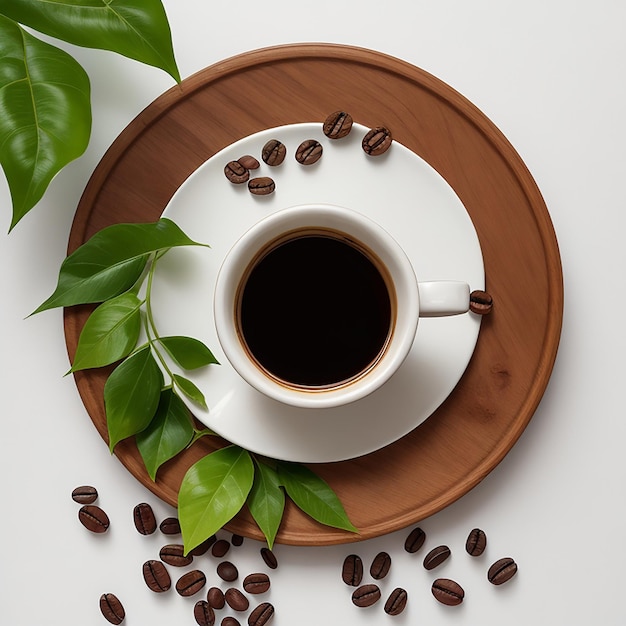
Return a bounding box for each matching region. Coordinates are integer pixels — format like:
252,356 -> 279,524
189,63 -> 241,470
65,43 -> 563,546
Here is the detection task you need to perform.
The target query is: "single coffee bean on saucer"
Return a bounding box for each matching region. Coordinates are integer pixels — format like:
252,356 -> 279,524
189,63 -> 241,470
323,111 -> 353,139
217,560 -> 238,582
160,544 -> 193,567
423,545 -> 451,570
99,593 -> 125,625
260,547 -> 278,569
207,586 -> 225,609
159,516 -> 181,535
71,485 -> 98,504
248,177 -> 275,196
295,139 -> 323,165
404,526 -> 426,553
142,559 -> 171,593
243,572 -> 271,594
384,588 -> 408,616
342,554 -> 363,586
261,139 -> 286,166
465,528 -> 487,556
189,534 -> 217,556
370,551 -> 391,579
223,617 -> 241,626
193,600 -> 215,626
248,601 -> 275,626
488,557 -> 518,585
78,504 -> 109,533
133,502 -> 157,535
470,290 -> 493,314
211,538 -> 231,558
352,584 -> 381,607
176,570 -> 207,597
237,155 -> 260,170
225,587 -> 249,611
231,533 -> 244,546
224,160 -> 250,184
362,126 -> 392,156
431,578 -> 464,606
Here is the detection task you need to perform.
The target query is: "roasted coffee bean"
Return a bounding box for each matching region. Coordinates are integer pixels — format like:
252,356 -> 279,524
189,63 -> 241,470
133,502 -> 157,535
160,544 -> 193,567
260,547 -> 278,569
431,578 -> 464,606
248,602 -> 275,626
248,177 -> 275,196
342,554 -> 363,586
323,111 -> 353,139
465,528 -> 487,556
295,139 -> 323,165
142,559 -> 171,593
384,588 -> 408,616
470,290 -> 493,315
223,618 -> 241,626
207,586 -> 225,609
261,139 -> 286,166
78,504 -> 109,533
217,561 -> 238,582
243,572 -> 271,594
231,533 -> 244,546
224,160 -> 250,184
71,485 -> 98,504
362,126 -> 392,156
404,526 -> 426,553
99,593 -> 125,625
488,557 -> 518,585
211,539 -> 231,558
190,534 -> 217,556
370,551 -> 391,580
237,155 -> 260,170
194,600 -> 216,626
225,587 -> 249,612
423,545 -> 451,570
176,570 -> 206,597
352,583 -> 381,608
159,516 -> 181,535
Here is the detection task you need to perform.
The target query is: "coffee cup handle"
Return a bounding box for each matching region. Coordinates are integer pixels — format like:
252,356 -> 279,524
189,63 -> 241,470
418,281 -> 470,317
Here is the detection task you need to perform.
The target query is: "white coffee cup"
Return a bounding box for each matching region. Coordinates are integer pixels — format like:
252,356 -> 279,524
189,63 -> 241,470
214,204 -> 470,409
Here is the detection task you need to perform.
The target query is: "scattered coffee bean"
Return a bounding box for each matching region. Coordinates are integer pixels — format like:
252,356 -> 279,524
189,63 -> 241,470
261,139 -> 286,166
370,551 -> 391,580
133,502 -> 157,535
99,593 -> 125,625
78,504 -> 109,533
207,586 -> 225,609
362,126 -> 393,156
243,572 -> 271,594
231,533 -> 244,546
159,516 -> 181,535
488,557 -> 518,585
465,528 -> 487,556
217,561 -> 238,582
193,600 -> 216,626
160,544 -> 193,567
142,559 -> 171,593
190,534 -> 217,556
384,587 -> 408,616
323,111 -> 353,139
352,583 -> 381,608
237,155 -> 260,170
224,160 -> 250,184
295,139 -> 323,165
470,290 -> 493,315
248,602 -> 275,626
341,554 -> 363,586
211,539 -> 231,558
431,578 -> 464,606
260,547 -> 278,569
423,545 -> 451,570
404,526 -> 426,553
222,617 -> 241,626
225,587 -> 249,612
248,177 -> 275,196
176,570 -> 206,597
71,485 -> 98,504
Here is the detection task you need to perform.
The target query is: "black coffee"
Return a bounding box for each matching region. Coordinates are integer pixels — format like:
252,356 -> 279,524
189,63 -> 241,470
238,233 -> 393,388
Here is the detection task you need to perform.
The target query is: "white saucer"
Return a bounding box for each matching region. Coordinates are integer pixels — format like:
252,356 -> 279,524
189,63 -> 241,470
153,123 -> 484,463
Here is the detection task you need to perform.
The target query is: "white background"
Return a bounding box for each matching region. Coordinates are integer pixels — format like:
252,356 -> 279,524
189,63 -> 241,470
1,1 -> 625,624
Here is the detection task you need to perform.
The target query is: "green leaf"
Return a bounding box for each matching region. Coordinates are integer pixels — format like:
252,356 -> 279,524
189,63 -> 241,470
160,336 -> 219,370
136,388 -> 194,481
104,346 -> 163,451
33,218 -> 206,313
178,445 -> 254,554
247,460 -> 285,549
0,15 -> 91,230
70,291 -> 142,372
277,462 -> 358,534
0,0 -> 180,82
173,374 -> 208,411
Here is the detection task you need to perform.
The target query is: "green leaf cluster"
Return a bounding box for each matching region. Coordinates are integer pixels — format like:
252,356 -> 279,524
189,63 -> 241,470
0,0 -> 180,231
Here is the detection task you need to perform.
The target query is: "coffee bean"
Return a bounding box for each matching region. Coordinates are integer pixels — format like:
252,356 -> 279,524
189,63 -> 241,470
176,570 -> 206,597
431,578 -> 464,606
207,586 -> 225,609
423,545 -> 451,570
237,155 -> 260,170
470,290 -> 493,315
194,600 -> 216,626
465,528 -> 487,556
159,516 -> 181,535
231,533 -> 244,546
78,504 -> 109,533
190,534 -> 217,556
323,111 -> 353,139
160,544 -> 193,567
225,587 -> 249,612
133,502 -> 157,535
295,139 -> 323,165
142,559 -> 171,593
248,177 -> 275,196
224,160 -> 250,184
211,539 -> 231,558
217,561 -> 238,582
404,526 -> 426,553
362,126 -> 392,156
99,593 -> 125,624
261,140 -> 286,166
341,554 -> 363,586
260,547 -> 278,569
223,617 -> 241,626
243,572 -> 271,594
248,602 -> 275,626
370,551 -> 391,579
352,584 -> 381,608
384,588 -> 408,616
488,557 -> 518,585
71,485 -> 98,504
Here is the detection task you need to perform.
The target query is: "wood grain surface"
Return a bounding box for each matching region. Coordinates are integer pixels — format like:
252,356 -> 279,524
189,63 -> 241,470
64,44 -> 563,545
